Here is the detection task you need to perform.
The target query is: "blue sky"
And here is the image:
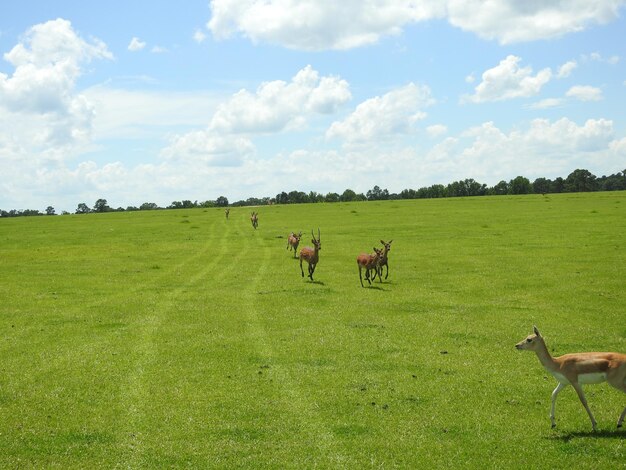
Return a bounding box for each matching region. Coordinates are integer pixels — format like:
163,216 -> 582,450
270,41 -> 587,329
1,1 -> 625,212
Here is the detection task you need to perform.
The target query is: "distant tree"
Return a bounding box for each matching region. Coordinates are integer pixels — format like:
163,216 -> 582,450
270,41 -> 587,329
45,206 -> 56,215
508,176 -> 532,195
76,203 -> 90,214
533,177 -> 552,194
551,177 -> 565,193
308,191 -> 324,203
215,196 -> 229,207
491,180 -> 509,195
139,202 -> 160,210
324,192 -> 340,203
288,190 -> 308,204
599,171 -> 626,191
565,169 -> 597,192
366,185 -> 389,201
340,189 -> 358,202
275,192 -> 289,204
93,199 -> 110,213
126,206 -> 139,211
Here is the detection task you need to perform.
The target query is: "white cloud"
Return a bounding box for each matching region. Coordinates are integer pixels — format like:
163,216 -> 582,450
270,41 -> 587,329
426,124 -> 448,138
151,45 -> 168,54
161,131 -> 254,166
207,0 -> 626,50
446,1 -> 625,44
584,52 -> 621,64
209,65 -> 351,134
159,66 -> 351,167
566,85 -> 603,101
462,55 -> 552,103
193,29 -> 207,43
527,98 -> 563,109
326,83 -> 434,142
128,37 -> 146,51
557,60 -> 578,78
0,19 -> 112,160
427,118 -> 618,183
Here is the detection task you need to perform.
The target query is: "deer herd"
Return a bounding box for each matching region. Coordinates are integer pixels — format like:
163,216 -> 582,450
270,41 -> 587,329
228,209 -> 625,431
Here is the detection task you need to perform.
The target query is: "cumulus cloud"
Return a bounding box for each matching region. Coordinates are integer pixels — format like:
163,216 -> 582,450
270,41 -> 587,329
527,98 -> 563,109
424,118 -> 618,184
128,37 -> 146,51
426,124 -> 448,138
209,65 -> 351,133
161,131 -> 254,166
193,29 -> 207,43
0,18 -> 112,158
557,60 -> 578,78
160,65 -> 351,165
446,0 -> 625,44
327,83 -> 434,143
566,85 -> 604,101
462,55 -> 552,103
207,0 -> 626,50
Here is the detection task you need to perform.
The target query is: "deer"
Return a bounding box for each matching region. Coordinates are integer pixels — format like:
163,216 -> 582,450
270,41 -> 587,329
516,326 -> 626,431
357,247 -> 383,287
377,240 -> 393,280
299,229 -> 321,280
286,231 -> 302,258
250,211 -> 258,229
225,208 -> 230,219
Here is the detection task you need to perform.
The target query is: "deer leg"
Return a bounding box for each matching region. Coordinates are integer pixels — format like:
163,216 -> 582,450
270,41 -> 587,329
300,259 -> 305,277
572,382 -> 597,431
607,376 -> 626,427
359,266 -> 364,287
384,263 -> 389,279
550,382 -> 566,428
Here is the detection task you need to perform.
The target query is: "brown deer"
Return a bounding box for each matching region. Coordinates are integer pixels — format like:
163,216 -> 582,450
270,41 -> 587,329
286,231 -> 302,258
225,208 -> 230,219
357,247 -> 383,287
299,229 -> 321,280
250,211 -> 258,229
516,326 -> 626,430
377,239 -> 393,280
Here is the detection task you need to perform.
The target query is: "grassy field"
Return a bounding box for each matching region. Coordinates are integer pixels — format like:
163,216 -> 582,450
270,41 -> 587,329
1,192 -> 625,468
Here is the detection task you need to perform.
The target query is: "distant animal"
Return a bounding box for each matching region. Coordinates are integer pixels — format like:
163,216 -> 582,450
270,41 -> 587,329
299,229 -> 321,280
250,211 -> 258,229
225,208 -> 230,219
357,247 -> 383,287
287,231 -> 302,258
516,326 -> 626,430
377,240 -> 393,280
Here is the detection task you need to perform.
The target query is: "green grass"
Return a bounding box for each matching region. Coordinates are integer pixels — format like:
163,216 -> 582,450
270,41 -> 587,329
1,192 -> 625,468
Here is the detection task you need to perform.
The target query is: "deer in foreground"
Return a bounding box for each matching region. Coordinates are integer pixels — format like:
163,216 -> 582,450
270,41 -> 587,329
377,240 -> 393,280
287,231 -> 302,258
250,211 -> 258,229
299,229 -> 321,280
516,326 -> 626,430
357,247 -> 383,287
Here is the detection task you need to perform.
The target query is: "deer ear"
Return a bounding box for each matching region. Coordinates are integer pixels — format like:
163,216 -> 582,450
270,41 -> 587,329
533,326 -> 541,337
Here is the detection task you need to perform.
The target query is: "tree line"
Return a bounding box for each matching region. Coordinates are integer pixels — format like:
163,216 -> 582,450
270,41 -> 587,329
1,168 -> 624,217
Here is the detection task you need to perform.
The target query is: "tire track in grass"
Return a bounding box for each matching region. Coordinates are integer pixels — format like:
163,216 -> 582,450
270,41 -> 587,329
239,233 -> 347,466
115,213 -> 246,467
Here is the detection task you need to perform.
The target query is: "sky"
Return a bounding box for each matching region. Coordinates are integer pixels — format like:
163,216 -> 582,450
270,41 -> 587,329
1,1 -> 625,212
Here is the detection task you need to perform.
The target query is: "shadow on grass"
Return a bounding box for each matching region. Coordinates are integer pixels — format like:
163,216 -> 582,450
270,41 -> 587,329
546,429 -> 625,442
307,279 -> 325,286
363,285 -> 387,291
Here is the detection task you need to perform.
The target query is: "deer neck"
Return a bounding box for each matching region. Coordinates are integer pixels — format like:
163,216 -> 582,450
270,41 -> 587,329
533,339 -> 558,372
